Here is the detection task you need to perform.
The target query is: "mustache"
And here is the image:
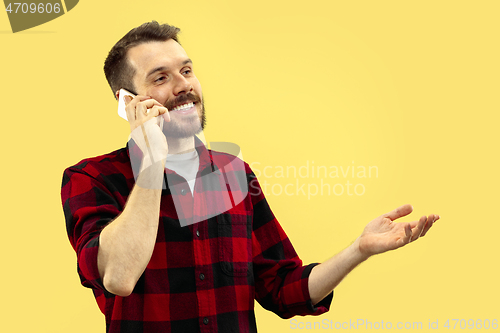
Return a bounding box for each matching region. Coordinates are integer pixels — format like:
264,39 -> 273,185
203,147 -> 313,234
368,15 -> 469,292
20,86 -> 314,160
165,93 -> 201,110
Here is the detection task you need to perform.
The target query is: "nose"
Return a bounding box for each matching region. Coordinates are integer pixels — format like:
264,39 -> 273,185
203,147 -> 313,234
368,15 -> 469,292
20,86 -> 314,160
172,74 -> 193,96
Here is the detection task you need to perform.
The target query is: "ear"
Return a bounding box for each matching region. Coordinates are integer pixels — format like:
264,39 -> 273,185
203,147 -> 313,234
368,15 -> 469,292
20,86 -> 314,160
115,90 -> 121,101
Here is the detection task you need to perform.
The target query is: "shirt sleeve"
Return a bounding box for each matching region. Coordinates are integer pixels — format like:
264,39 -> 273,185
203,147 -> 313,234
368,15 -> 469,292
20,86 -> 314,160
61,164 -> 122,291
248,167 -> 333,319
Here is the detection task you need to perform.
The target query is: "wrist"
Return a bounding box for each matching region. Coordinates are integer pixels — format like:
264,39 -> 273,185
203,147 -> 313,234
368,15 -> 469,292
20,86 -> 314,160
130,119 -> 168,162
351,237 -> 371,263
136,158 -> 165,190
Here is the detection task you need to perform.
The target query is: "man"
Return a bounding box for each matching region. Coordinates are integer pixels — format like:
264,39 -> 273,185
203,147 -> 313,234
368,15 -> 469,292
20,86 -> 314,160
62,21 -> 439,333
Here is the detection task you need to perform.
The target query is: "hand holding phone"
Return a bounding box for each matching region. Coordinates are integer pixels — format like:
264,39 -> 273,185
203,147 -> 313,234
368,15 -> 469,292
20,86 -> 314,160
118,89 -> 169,171
118,88 -> 165,132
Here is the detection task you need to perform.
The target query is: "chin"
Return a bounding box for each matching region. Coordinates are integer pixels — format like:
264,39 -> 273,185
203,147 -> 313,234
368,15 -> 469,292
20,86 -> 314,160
163,116 -> 205,139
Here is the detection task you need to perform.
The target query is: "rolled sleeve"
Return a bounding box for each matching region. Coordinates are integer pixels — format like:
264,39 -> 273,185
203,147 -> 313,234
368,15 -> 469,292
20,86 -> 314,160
76,234 -> 105,290
62,166 -> 121,291
248,167 -> 333,318
280,263 -> 333,317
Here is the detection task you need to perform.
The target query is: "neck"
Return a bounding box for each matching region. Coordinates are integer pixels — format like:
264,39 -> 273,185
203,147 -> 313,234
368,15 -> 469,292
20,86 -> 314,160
166,136 -> 196,155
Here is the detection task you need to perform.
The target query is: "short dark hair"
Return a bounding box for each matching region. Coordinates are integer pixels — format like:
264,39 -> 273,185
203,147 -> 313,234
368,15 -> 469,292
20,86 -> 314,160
104,21 -> 181,98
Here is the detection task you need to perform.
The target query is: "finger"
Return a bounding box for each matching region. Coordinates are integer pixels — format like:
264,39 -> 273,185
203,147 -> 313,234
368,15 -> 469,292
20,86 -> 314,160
410,215 -> 427,242
124,95 -> 136,121
135,101 -> 149,120
163,109 -> 171,122
123,95 -> 133,105
147,106 -> 169,127
137,98 -> 164,110
136,99 -> 166,120
135,98 -> 163,117
420,214 -> 438,237
125,95 -> 151,121
402,223 -> 412,245
419,218 -> 433,238
127,95 -> 152,107
147,105 -> 168,118
382,204 -> 413,221
158,114 -> 164,131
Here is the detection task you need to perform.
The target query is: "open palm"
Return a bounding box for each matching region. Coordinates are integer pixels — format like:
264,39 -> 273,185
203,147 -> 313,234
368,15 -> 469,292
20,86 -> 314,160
358,204 -> 439,256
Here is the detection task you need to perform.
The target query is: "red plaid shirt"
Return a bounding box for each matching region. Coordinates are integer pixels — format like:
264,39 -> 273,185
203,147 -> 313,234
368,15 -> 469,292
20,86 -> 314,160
61,138 -> 333,333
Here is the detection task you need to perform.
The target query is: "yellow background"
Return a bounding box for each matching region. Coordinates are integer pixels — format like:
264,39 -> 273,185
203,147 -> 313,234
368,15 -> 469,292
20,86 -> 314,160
1,0 -> 499,332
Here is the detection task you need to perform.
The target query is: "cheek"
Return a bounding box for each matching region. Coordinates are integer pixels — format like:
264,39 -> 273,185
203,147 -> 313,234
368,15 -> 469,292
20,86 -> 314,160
148,88 -> 170,105
194,86 -> 203,100
191,78 -> 202,95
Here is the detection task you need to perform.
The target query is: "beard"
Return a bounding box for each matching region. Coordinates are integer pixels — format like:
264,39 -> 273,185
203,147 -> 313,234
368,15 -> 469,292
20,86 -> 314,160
161,93 -> 206,139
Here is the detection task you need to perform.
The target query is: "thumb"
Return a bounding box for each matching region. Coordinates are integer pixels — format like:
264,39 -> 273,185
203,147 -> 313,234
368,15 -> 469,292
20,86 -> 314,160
382,204 -> 413,221
124,95 -> 133,105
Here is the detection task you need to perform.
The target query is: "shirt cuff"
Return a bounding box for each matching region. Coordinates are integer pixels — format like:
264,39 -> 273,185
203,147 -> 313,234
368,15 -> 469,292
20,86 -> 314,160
78,234 -> 106,291
305,263 -> 334,314
283,263 -> 334,317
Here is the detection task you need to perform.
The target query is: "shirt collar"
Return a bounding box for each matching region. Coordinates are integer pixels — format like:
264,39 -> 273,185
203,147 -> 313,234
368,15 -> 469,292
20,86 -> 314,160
194,136 -> 221,175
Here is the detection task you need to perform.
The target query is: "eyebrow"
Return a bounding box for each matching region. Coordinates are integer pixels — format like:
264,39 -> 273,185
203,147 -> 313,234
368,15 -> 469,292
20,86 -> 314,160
146,58 -> 193,79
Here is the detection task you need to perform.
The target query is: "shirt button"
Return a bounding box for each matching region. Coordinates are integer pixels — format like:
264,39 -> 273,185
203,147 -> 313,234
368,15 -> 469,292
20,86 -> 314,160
180,188 -> 187,195
196,230 -> 200,237
199,273 -> 205,280
203,317 -> 209,325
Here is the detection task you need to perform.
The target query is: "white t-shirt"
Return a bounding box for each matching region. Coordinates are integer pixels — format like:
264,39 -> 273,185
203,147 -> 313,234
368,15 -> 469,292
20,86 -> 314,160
164,149 -> 199,196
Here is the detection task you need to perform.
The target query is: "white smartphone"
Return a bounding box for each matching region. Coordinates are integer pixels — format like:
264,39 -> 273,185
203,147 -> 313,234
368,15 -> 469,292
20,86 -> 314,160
117,88 -> 136,121
118,88 -> 164,130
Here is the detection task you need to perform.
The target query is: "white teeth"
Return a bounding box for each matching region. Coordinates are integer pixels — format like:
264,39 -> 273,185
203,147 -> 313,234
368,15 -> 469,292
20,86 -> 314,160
171,102 -> 194,111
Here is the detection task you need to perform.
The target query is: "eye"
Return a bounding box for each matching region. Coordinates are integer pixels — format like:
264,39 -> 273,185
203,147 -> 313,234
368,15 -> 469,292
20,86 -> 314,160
182,68 -> 192,75
154,75 -> 168,83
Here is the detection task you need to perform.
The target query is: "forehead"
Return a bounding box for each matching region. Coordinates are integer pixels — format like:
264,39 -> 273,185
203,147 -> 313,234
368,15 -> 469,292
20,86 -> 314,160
127,39 -> 189,76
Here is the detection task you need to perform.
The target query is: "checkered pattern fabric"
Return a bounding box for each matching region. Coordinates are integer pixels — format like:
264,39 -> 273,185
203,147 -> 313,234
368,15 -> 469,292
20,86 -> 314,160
61,138 -> 333,333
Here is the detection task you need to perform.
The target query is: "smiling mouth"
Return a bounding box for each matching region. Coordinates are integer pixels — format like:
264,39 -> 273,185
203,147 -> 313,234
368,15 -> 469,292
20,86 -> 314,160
170,102 -> 195,112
